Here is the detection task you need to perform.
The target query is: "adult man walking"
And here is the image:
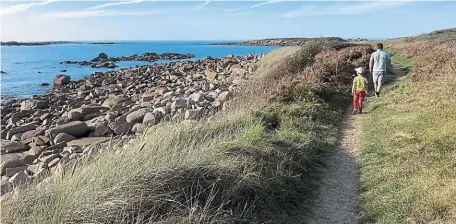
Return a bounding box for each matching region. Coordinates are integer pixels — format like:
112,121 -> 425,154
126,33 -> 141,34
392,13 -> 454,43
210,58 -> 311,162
369,43 -> 391,97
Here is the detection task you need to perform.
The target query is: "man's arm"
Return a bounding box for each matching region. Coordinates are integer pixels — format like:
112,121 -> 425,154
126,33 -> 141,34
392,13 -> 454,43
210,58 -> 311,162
369,53 -> 374,73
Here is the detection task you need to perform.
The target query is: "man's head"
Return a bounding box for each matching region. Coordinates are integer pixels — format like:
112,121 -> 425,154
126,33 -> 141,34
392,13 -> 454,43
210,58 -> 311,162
377,43 -> 384,50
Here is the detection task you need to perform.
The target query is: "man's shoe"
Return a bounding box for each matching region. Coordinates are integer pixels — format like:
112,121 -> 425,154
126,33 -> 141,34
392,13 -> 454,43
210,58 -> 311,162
352,109 -> 357,114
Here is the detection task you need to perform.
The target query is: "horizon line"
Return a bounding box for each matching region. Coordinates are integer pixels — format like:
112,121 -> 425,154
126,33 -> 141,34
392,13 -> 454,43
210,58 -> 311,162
0,37 -> 390,43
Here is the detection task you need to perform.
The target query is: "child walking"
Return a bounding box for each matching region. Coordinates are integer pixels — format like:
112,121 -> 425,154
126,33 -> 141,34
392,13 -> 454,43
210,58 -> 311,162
352,67 -> 368,114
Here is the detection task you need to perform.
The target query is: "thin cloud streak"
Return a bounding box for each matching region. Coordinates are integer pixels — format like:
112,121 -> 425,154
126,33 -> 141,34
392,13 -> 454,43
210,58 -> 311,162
43,10 -> 157,19
196,0 -> 211,9
0,0 -> 55,16
226,0 -> 283,14
285,1 -> 409,17
250,0 -> 284,9
87,0 -> 144,10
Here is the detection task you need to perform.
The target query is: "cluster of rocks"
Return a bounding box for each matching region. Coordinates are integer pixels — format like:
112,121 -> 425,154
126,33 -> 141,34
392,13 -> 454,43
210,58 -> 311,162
111,52 -> 195,62
0,53 -> 262,194
60,52 -> 196,68
211,37 -> 347,46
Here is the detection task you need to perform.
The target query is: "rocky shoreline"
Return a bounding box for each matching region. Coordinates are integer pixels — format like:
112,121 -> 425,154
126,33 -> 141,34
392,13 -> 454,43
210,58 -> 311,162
211,37 -> 347,46
60,52 -> 196,68
0,53 -> 261,194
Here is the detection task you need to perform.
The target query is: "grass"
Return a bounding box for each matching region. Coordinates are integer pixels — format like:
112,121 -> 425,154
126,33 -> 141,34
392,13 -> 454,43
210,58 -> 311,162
359,32 -> 456,223
1,43 -> 371,223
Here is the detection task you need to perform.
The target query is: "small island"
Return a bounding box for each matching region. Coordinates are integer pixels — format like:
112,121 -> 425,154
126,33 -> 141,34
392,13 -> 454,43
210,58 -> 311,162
91,42 -> 115,45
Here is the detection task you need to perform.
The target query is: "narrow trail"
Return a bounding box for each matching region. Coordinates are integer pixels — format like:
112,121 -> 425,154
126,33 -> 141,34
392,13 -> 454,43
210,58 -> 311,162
305,64 -> 406,224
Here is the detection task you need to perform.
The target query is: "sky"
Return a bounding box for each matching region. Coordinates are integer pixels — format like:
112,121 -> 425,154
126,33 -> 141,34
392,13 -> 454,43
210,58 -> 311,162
1,0 -> 455,41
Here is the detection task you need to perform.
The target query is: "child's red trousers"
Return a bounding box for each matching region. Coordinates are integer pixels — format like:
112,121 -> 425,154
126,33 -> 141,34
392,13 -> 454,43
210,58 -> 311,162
353,90 -> 366,112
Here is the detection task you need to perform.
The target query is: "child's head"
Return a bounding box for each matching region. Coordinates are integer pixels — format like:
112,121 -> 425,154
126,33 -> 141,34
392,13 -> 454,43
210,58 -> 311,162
355,67 -> 364,76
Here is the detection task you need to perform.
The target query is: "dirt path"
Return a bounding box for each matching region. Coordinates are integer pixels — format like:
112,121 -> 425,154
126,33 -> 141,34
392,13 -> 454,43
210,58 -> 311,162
305,64 -> 406,224
306,110 -> 362,224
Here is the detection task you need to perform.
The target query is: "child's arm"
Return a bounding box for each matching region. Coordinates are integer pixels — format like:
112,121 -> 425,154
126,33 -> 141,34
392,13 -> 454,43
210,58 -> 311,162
352,82 -> 355,95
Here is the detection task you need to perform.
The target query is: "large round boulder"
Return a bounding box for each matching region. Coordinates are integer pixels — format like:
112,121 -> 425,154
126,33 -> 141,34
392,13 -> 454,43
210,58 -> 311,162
48,121 -> 88,138
53,74 -> 71,85
20,99 -> 48,111
126,108 -> 152,123
53,133 -> 77,144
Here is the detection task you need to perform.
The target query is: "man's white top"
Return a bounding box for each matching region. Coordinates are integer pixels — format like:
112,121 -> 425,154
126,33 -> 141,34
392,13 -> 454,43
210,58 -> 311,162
370,49 -> 390,72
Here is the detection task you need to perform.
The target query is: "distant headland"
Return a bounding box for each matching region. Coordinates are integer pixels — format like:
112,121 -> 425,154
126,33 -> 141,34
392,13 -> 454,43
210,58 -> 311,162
210,37 -> 368,46
0,41 -> 78,46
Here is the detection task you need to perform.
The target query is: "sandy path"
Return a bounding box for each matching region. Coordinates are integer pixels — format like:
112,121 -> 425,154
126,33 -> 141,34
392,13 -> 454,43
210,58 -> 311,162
306,110 -> 362,224
305,64 -> 406,224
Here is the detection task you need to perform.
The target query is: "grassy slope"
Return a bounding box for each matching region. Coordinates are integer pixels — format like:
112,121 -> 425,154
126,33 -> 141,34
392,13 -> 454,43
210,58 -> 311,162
359,31 -> 456,223
1,43 -> 371,223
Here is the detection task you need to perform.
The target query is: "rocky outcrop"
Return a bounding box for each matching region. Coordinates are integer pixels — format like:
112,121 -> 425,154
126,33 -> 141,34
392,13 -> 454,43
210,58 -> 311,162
0,53 -> 262,194
110,52 -> 195,62
60,52 -> 196,68
60,60 -> 116,68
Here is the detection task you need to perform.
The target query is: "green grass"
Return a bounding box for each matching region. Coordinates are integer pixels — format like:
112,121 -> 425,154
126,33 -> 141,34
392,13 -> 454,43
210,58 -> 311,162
359,40 -> 456,223
2,43 -> 365,223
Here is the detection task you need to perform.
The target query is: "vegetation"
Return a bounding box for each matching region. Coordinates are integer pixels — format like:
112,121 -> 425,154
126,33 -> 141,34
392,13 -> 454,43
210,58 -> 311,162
1,43 -> 372,223
359,30 -> 456,223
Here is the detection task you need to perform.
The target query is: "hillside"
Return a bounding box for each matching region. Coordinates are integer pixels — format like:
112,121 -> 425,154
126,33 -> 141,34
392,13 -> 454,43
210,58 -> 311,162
1,42 -> 373,223
2,28 -> 455,224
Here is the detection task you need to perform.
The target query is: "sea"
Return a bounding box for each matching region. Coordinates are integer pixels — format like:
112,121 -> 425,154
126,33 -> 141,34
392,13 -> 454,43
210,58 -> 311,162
0,41 -> 279,102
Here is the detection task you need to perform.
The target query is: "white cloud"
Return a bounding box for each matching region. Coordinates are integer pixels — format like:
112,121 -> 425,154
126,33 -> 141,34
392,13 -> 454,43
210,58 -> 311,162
225,0 -> 283,14
87,0 -> 144,11
0,0 -> 55,16
225,8 -> 241,12
285,1 -> 409,18
196,0 -> 210,9
250,0 -> 284,9
43,10 -> 157,19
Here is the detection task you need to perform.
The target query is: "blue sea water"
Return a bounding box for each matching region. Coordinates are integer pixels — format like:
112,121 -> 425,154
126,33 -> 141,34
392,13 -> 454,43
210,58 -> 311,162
0,41 -> 278,101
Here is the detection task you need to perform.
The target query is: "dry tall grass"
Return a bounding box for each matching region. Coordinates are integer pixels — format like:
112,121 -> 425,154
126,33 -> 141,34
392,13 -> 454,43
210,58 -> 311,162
1,43 -> 372,223
359,29 -> 456,223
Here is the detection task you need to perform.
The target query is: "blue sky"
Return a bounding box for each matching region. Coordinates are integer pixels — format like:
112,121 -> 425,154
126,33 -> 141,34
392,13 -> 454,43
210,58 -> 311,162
1,1 -> 455,41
